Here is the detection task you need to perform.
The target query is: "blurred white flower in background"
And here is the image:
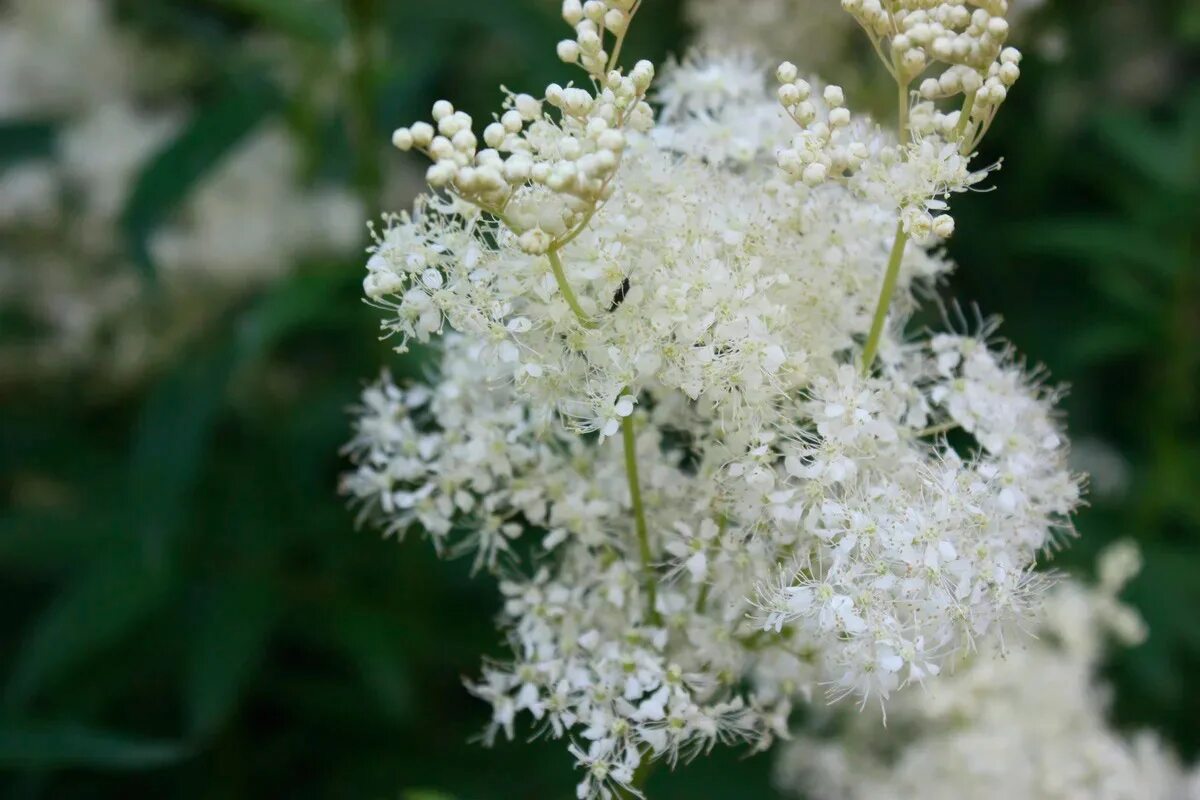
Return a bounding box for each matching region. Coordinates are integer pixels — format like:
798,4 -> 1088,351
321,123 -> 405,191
151,125 -> 363,283
0,0 -> 142,116
0,0 -> 364,389
1071,436 -> 1132,502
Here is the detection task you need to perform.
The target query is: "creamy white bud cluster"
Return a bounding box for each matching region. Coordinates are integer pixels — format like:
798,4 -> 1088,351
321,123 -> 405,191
841,0 -> 1022,151
391,0 -> 653,258
773,0 -> 1025,240
775,70 -> 870,187
776,544 -> 1200,800
685,0 -> 1045,72
558,0 -> 640,77
347,4 -> 1081,799
773,73 -> 980,239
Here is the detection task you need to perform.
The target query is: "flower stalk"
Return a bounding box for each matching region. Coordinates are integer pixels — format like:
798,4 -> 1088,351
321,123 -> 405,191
861,221 -> 909,373
622,413 -> 659,625
548,247 -> 597,328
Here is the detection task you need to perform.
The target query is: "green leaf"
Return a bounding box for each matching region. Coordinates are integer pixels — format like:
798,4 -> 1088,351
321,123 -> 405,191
5,556 -> 171,709
1013,219 -> 1180,280
129,339 -> 241,567
0,722 -> 187,771
0,510 -> 131,573
1090,262 -> 1164,319
1064,322 -> 1155,366
319,605 -> 411,721
130,271 -> 361,564
185,580 -> 279,738
205,0 -> 347,43
233,270 -> 357,354
297,604 -> 410,724
120,72 -> 281,280
0,121 -> 56,168
402,791 -> 457,800
1180,1 -> 1200,44
1094,113 -> 1194,194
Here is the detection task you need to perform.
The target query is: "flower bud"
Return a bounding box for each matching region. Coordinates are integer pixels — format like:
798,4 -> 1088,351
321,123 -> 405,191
392,128 -> 414,151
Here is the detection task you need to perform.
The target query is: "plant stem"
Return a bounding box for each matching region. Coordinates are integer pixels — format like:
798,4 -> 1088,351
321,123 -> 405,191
861,221 -> 909,373
618,752 -> 656,798
897,79 -> 910,145
606,0 -> 641,71
622,414 -> 659,625
547,248 -> 595,327
915,420 -> 961,438
954,89 -> 977,148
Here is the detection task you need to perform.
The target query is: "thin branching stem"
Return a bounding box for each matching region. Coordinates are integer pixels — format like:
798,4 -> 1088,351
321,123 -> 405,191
622,414 -> 659,625
954,89 -> 977,148
606,0 -> 642,72
547,248 -> 596,328
861,221 -> 909,373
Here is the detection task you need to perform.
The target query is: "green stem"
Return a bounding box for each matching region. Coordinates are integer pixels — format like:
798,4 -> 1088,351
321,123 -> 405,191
547,248 -> 595,327
605,0 -> 641,72
897,79 -> 910,145
954,89 -> 977,148
861,28 -> 897,79
622,414 -> 659,625
694,512 -> 726,613
914,420 -> 960,438
861,221 -> 909,373
619,752 -> 655,798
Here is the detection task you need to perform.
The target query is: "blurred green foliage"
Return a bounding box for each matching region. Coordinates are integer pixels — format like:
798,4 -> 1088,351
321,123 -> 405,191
0,0 -> 1197,797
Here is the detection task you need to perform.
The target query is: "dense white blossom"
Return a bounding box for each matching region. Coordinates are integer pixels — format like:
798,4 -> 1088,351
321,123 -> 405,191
776,543 -> 1200,800
344,2 -> 1090,798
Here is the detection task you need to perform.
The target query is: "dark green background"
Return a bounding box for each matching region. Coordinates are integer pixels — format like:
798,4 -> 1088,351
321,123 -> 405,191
1,0 -> 1197,797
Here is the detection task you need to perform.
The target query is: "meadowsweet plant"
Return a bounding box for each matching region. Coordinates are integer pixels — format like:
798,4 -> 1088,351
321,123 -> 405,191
343,1 -> 1081,796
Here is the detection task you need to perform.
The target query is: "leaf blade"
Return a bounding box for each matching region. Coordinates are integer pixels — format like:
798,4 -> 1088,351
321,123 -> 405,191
120,72 -> 281,281
0,723 -> 188,771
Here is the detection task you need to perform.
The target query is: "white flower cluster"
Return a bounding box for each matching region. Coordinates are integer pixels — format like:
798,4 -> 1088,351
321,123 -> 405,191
0,0 -> 362,387
773,0 -> 1026,241
391,0 -> 655,259
685,0 -> 1045,69
345,2 -> 1078,798
651,50 -> 794,165
776,543 -> 1200,800
745,333 -> 1080,703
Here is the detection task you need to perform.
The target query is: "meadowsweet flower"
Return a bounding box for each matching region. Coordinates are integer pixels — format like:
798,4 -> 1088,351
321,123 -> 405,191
345,1 -> 1080,797
775,544 -> 1199,800
684,0 -> 1045,68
